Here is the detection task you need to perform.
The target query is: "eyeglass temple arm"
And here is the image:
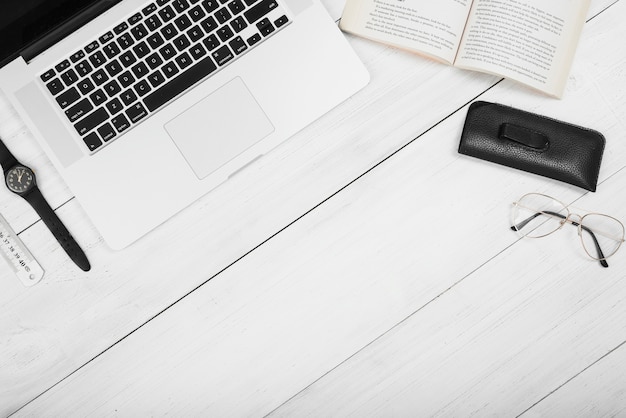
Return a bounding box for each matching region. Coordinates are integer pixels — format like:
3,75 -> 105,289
511,210 -> 609,268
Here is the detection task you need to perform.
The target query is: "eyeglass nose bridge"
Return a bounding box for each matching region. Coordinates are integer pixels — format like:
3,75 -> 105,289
561,213 -> 584,234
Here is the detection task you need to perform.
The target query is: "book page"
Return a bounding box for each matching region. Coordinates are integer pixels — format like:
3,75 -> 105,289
340,0 -> 474,64
455,0 -> 590,97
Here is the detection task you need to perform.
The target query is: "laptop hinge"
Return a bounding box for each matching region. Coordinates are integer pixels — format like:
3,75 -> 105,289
21,0 -> 123,64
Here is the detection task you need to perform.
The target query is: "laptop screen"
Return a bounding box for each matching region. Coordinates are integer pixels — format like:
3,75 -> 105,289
0,0 -> 103,67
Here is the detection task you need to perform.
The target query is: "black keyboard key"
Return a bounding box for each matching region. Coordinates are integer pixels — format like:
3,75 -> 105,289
129,12 -> 143,25
118,71 -> 136,88
229,36 -> 247,55
56,87 -> 81,108
161,23 -> 179,40
120,89 -> 138,105
174,52 -> 193,69
147,33 -> 165,49
76,60 -> 93,77
227,0 -> 245,15
114,22 -> 129,34
158,5 -> 176,22
41,69 -> 56,82
126,102 -> 148,123
202,0 -> 219,13
146,52 -> 164,69
111,114 -> 131,133
75,107 -> 108,135
134,79 -> 152,97
244,0 -> 277,24
217,25 -> 234,42
257,17 -> 274,36
55,59 -> 71,72
105,59 -> 123,77
212,44 -> 233,66
188,25 -> 204,42
118,33 -> 135,49
104,42 -> 121,58
77,78 -> 95,94
173,34 -> 191,51
231,16 -> 247,33
89,51 -> 107,68
143,55 -> 216,111
133,41 -> 151,59
83,131 -> 102,151
174,15 -> 192,31
145,14 -> 163,31
159,44 -> 177,60
157,0 -> 170,5
66,98 -> 94,122
215,7 -> 231,24
92,69 -> 109,86
247,33 -> 261,46
61,69 -> 79,86
106,98 -> 123,115
90,89 -> 108,106
120,51 -> 138,67
131,23 -> 149,41
189,43 -> 207,59
189,5 -> 206,21
46,78 -> 65,95
70,50 -> 86,63
142,3 -> 158,15
99,31 -> 115,44
162,61 -> 180,78
98,123 -> 117,142
85,41 -> 99,54
147,70 -> 166,87
201,16 -> 218,33
203,34 -> 220,51
132,61 -> 150,78
172,0 -> 190,13
274,14 -> 288,28
244,0 -> 258,5
104,79 -> 122,97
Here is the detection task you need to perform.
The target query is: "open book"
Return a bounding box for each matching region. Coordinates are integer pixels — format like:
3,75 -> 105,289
339,0 -> 591,98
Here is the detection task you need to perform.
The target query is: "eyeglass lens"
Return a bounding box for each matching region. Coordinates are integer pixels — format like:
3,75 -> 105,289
511,193 -> 568,238
511,193 -> 625,262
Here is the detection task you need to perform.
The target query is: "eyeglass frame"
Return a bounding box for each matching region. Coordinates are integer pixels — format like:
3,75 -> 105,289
511,193 -> 625,268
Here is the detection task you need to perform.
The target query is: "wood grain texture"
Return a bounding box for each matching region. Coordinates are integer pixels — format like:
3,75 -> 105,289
1,8 -> 501,418
1,0 -> 623,416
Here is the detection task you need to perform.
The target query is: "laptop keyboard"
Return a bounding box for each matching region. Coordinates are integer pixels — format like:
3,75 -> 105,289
39,0 -> 290,153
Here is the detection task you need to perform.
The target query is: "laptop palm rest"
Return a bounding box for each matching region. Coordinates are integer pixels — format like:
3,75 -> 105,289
164,77 -> 274,180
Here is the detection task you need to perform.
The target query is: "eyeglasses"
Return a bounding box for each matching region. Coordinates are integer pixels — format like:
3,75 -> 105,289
511,193 -> 625,268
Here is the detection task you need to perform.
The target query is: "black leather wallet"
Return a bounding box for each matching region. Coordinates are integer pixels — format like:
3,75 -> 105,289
458,101 -> 605,191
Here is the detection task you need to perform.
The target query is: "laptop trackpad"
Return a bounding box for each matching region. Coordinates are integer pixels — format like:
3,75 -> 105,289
164,77 -> 274,179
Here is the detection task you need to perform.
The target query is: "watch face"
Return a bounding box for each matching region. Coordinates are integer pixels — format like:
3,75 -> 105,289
6,166 -> 35,194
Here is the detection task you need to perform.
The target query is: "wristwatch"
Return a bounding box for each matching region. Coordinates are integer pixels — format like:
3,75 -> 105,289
1,138 -> 90,271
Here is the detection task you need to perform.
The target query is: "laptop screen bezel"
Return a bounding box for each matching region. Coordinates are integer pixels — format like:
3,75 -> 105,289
0,0 -> 110,68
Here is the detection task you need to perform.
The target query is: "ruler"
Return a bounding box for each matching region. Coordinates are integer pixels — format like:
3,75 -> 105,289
0,212 -> 44,286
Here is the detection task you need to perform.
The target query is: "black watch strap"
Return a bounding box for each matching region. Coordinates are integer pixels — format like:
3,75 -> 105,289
24,188 -> 91,272
0,139 -> 19,174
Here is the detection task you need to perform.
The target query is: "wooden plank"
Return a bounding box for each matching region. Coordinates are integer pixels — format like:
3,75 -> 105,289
271,170 -> 626,417
521,341 -> 626,417
0,12 -> 502,418
10,0 -> 626,414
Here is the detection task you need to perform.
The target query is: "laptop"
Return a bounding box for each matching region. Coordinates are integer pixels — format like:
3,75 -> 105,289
0,0 -> 369,249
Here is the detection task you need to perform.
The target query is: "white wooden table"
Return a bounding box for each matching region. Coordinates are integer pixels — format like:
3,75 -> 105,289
2,0 -> 626,416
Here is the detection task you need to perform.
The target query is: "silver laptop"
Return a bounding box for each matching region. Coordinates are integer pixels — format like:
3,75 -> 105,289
0,0 -> 369,249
